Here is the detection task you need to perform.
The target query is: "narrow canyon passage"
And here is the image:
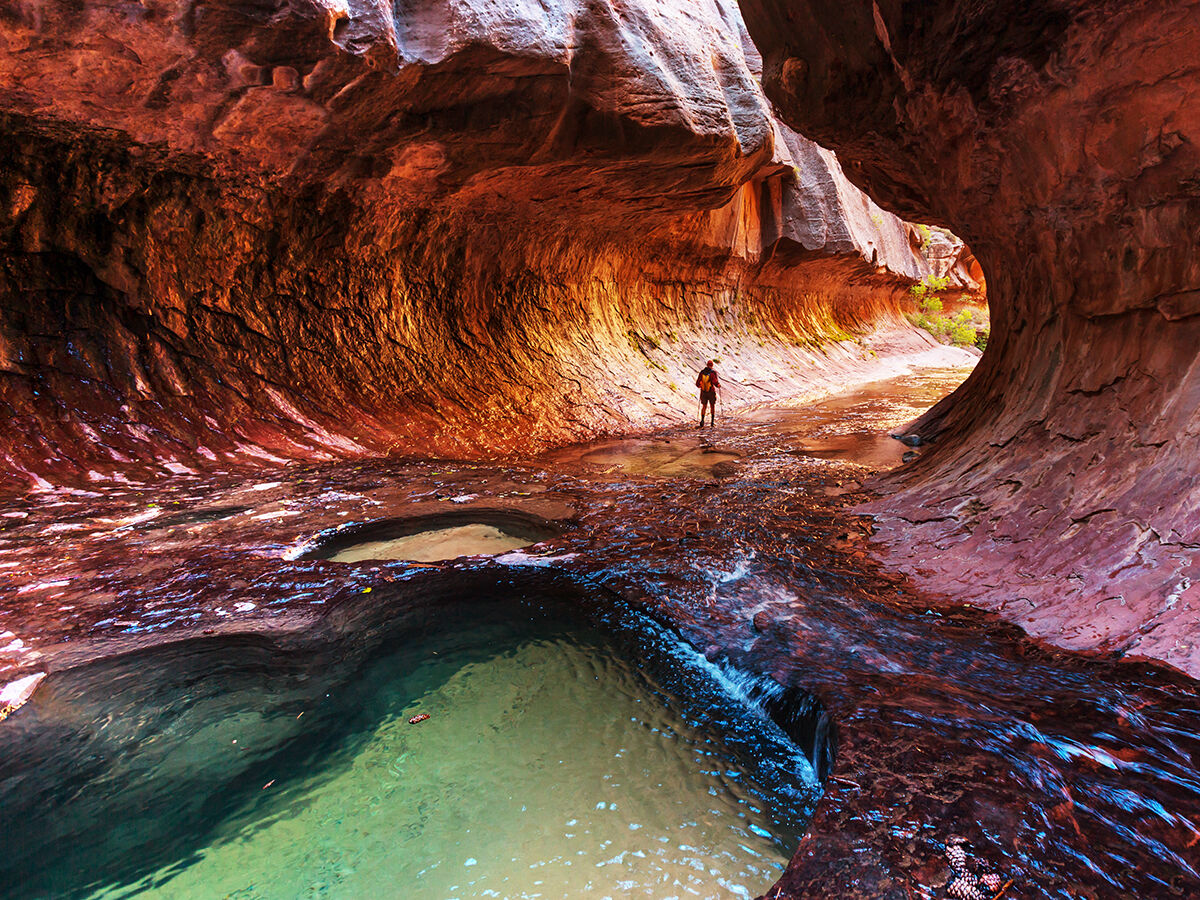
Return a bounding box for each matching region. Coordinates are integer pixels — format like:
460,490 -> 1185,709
3,369 -> 1199,899
3,0 -> 1200,898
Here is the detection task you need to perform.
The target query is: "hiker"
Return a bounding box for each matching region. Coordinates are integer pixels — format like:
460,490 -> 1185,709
696,359 -> 720,426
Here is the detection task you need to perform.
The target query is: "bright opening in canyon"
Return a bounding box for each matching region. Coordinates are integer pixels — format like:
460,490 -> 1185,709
1,1 -> 1198,899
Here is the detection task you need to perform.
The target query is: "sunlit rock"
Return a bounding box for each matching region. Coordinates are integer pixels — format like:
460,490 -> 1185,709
0,0 -> 940,491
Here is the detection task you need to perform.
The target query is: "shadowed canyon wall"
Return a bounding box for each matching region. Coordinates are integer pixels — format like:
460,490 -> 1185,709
741,0 -> 1200,677
0,0 -> 947,493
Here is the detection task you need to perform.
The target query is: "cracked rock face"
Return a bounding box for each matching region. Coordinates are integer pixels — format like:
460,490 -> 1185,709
0,0 -> 935,492
740,0 -> 1200,676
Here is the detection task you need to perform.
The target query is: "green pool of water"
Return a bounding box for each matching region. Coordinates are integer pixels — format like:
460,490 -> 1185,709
2,590 -> 818,900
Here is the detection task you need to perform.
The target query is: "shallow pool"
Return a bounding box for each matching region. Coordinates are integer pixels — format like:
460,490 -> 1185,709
296,511 -> 564,564
1,583 -> 819,899
329,522 -> 534,562
558,439 -> 740,478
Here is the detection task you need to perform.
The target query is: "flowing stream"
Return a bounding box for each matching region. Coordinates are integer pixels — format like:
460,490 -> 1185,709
2,365 -> 1198,900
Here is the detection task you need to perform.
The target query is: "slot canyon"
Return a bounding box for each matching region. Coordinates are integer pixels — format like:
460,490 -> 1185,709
1,1 -> 1198,899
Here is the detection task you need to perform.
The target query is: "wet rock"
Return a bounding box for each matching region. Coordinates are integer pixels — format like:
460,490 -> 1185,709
710,461 -> 740,479
742,0 -> 1200,678
2,373 -> 1197,900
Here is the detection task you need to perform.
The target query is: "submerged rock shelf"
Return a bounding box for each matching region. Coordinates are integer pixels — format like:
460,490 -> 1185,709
295,508 -> 566,563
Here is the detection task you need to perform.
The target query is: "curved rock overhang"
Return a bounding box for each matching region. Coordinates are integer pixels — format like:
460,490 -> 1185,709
739,0 -> 1200,676
0,0 -> 946,494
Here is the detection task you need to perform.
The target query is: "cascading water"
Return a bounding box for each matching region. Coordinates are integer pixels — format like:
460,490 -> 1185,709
0,578 -> 824,900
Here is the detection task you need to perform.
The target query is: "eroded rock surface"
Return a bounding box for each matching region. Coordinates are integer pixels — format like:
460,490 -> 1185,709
2,369 -> 1196,900
0,0 -> 939,494
741,0 -> 1200,678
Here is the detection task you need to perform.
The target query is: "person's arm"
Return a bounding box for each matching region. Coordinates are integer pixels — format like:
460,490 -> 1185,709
712,371 -> 721,390
696,373 -> 704,389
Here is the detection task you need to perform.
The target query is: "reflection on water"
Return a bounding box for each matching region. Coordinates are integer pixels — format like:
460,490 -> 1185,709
738,367 -> 971,467
330,522 -> 534,562
790,433 -> 907,468
545,368 -> 969,475
554,439 -> 740,478
1,592 -> 818,900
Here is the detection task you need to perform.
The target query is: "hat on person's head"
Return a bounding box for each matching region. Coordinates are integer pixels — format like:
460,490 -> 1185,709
706,360 -> 714,367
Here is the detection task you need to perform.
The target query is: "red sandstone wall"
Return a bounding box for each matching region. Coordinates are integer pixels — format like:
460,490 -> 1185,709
0,0 -> 935,493
740,0 -> 1200,677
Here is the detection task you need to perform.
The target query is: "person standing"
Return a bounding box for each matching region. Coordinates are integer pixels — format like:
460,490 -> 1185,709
696,359 -> 720,426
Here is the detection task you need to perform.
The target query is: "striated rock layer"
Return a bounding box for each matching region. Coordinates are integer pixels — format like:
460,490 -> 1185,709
0,0 -> 938,494
741,0 -> 1200,678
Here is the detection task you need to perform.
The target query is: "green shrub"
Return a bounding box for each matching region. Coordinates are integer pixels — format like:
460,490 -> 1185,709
910,273 -> 951,299
908,272 -> 989,349
950,322 -> 977,346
